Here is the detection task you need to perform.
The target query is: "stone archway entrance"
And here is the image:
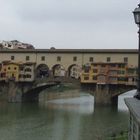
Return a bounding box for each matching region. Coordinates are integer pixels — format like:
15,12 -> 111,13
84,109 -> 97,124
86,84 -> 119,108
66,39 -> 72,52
52,64 -> 66,77
36,64 -> 50,78
68,64 -> 81,79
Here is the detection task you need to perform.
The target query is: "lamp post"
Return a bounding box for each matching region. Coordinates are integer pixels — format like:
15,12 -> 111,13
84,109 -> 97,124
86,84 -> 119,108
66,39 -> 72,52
133,4 -> 140,99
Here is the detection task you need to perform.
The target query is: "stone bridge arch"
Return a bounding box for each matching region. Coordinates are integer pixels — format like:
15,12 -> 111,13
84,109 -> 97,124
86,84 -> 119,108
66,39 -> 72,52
36,64 -> 50,78
22,82 -> 58,102
52,64 -> 66,77
67,64 -> 81,79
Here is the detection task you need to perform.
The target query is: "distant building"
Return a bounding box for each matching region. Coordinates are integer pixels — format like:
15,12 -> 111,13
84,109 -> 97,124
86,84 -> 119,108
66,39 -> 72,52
0,40 -> 34,49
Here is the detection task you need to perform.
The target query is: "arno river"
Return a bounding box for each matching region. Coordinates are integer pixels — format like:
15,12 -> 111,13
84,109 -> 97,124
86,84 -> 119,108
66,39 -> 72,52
0,89 -> 135,140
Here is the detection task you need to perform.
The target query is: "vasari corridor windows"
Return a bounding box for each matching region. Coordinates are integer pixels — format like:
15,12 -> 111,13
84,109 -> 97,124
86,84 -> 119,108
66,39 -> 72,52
11,56 -> 15,60
57,56 -> 61,62
26,56 -> 30,61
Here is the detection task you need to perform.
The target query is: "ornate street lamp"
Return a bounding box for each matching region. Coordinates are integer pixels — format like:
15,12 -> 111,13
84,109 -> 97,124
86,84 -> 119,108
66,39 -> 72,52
133,4 -> 140,99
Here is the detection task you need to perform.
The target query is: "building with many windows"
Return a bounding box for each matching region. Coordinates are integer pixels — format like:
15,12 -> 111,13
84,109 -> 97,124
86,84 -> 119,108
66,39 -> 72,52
0,49 -> 138,82
81,62 -> 137,85
19,62 -> 36,82
0,61 -> 35,82
0,61 -> 19,82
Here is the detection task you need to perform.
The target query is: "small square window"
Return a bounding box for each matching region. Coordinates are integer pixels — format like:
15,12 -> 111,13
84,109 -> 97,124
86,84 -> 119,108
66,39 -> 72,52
41,56 -> 45,61
84,66 -> 90,73
107,57 -> 111,62
20,67 -> 24,71
93,76 -> 97,80
11,56 -> 15,60
84,76 -> 89,80
93,69 -> 98,73
26,56 -> 30,61
57,56 -> 61,62
73,56 -> 77,61
89,57 -> 94,62
124,57 -> 128,63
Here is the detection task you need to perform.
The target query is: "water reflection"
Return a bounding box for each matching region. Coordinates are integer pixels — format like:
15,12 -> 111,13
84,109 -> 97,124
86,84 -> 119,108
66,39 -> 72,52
43,94 -> 94,114
0,90 -> 135,140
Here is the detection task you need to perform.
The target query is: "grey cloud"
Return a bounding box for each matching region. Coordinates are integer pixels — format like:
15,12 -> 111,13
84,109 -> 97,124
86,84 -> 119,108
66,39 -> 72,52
0,0 -> 139,49
8,0 -> 134,22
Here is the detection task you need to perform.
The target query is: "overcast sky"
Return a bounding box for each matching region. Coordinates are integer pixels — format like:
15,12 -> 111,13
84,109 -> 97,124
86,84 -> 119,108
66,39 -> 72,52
0,0 -> 139,49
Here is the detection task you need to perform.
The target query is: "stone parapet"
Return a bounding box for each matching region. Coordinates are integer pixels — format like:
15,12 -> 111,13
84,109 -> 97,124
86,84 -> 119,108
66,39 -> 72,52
125,98 -> 140,140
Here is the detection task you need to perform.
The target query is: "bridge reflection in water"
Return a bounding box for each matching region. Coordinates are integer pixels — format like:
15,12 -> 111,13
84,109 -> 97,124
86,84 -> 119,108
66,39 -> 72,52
0,90 -> 135,140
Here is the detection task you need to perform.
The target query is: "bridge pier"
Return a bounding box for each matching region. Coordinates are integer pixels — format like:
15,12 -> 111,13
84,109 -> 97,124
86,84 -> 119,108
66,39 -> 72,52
0,81 -> 58,103
81,84 -> 116,105
94,84 -> 135,106
8,81 -> 22,102
81,83 -> 134,106
94,84 -> 117,105
0,81 -> 36,103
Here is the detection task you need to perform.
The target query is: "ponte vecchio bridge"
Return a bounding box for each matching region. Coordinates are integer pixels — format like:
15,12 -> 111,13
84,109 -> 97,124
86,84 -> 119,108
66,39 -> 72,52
0,49 -> 138,105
